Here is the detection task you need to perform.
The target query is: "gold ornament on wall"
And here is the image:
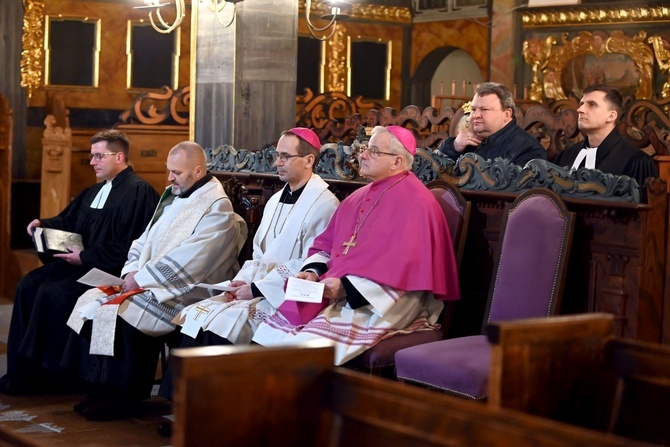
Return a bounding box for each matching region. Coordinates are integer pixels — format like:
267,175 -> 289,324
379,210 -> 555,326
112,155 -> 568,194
649,35 -> 670,99
21,0 -> 45,99
522,5 -> 670,28
522,30 -> 655,102
523,36 -> 566,102
325,27 -> 347,93
298,1 -> 411,24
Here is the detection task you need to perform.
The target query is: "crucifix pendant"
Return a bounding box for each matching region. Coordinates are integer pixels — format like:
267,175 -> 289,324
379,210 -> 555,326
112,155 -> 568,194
342,234 -> 357,255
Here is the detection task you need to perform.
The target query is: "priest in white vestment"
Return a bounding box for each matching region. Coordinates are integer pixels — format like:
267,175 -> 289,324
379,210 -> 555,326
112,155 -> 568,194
173,127 -> 339,347
63,142 -> 247,421
252,126 -> 461,365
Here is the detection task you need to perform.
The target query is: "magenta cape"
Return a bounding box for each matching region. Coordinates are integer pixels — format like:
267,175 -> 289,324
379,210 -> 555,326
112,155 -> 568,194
309,171 -> 460,301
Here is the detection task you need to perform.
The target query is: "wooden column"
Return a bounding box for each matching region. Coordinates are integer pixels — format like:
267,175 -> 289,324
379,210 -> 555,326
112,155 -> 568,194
193,0 -> 298,150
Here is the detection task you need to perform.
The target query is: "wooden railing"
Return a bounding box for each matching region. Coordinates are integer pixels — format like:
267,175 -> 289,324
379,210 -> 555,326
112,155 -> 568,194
171,337 -> 664,447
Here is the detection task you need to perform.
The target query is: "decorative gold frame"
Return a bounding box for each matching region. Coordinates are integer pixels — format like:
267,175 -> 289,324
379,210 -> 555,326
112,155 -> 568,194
20,0 -> 45,99
325,26 -> 347,93
523,30 -> 655,102
522,5 -> 670,29
44,16 -> 101,88
346,37 -> 391,101
125,20 -> 181,91
298,1 -> 411,24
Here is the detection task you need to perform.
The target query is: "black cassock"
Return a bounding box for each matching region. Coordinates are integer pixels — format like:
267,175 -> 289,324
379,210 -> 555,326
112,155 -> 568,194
554,128 -> 659,191
2,167 -> 158,393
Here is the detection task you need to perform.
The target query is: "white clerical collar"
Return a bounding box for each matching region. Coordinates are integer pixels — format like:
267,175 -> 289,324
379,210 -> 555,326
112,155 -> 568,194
571,147 -> 598,170
90,179 -> 113,209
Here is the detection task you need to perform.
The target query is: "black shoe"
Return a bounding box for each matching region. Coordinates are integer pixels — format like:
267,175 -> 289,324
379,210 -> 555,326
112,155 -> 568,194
74,396 -> 104,414
0,376 -> 26,396
83,399 -> 149,421
157,421 -> 172,438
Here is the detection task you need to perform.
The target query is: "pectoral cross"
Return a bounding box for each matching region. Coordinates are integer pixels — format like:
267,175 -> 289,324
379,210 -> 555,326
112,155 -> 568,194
342,234 -> 357,255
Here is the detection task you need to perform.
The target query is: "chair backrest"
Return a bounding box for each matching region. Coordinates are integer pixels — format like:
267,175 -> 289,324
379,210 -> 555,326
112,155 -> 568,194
427,180 -> 471,268
483,188 -> 574,330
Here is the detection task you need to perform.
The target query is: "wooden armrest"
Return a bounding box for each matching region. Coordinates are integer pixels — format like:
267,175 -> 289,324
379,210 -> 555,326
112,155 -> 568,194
486,313 -> 616,420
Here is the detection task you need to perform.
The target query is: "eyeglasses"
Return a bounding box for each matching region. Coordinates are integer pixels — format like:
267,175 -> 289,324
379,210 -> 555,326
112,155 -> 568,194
276,153 -> 308,163
89,152 -> 119,161
359,145 -> 397,159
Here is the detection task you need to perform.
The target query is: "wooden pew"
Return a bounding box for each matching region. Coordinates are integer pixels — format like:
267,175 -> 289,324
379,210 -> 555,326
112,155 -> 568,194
487,313 -> 670,446
171,342 -> 660,447
214,168 -> 669,347
453,179 -> 668,344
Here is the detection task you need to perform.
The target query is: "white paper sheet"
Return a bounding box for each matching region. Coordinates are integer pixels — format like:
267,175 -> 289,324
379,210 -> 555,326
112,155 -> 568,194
77,268 -> 124,287
193,280 -> 240,292
284,277 -> 325,303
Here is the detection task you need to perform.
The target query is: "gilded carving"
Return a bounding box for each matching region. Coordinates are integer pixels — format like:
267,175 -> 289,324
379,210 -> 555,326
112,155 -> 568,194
298,1 -> 411,23
352,4 -> 412,23
523,36 -> 566,101
325,27 -> 347,93
524,30 -> 654,101
20,0 -> 45,99
522,5 -> 670,28
649,35 -> 670,99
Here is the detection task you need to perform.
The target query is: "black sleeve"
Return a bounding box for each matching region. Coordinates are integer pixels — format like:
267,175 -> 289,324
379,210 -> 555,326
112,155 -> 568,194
625,151 -> 659,189
436,137 -> 461,160
250,282 -> 264,298
341,276 -> 370,309
301,261 -> 328,276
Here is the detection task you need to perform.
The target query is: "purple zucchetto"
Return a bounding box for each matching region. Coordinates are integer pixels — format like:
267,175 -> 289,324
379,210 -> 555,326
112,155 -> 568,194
288,127 -> 322,151
386,126 -> 417,155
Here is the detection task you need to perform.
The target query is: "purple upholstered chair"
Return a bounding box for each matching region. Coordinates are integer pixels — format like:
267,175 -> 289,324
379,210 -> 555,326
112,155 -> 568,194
395,188 -> 575,399
427,180 -> 471,270
342,181 -> 470,376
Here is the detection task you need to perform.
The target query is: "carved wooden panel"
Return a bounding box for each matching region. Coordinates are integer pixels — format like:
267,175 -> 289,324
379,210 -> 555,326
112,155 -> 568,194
40,115 -> 72,218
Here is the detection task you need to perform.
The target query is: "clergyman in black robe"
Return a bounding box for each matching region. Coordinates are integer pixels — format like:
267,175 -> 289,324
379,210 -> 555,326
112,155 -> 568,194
0,130 -> 159,395
553,84 -> 658,194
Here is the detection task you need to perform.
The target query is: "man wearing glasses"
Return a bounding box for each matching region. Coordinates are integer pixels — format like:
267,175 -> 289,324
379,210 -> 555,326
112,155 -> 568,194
175,127 -> 338,345
437,82 -> 547,167
252,126 -> 460,366
0,130 -> 159,396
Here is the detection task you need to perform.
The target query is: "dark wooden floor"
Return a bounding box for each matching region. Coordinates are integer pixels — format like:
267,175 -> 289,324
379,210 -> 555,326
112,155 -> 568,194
0,250 -> 173,447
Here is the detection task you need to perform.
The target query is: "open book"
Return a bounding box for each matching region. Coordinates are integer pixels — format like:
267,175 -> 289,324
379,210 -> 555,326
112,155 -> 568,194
32,227 -> 84,254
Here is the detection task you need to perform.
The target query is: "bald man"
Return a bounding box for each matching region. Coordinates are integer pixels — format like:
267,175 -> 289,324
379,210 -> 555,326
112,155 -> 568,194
64,141 -> 248,421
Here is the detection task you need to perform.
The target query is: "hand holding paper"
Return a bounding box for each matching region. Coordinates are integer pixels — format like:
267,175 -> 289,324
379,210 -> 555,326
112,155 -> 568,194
77,268 -> 124,287
285,276 -> 325,303
193,279 -> 240,292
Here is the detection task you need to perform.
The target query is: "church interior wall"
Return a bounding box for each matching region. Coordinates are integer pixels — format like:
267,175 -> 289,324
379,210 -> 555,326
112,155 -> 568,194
18,2 -> 494,157
297,19 -> 407,110
411,19 -> 489,83
22,0 -> 192,180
